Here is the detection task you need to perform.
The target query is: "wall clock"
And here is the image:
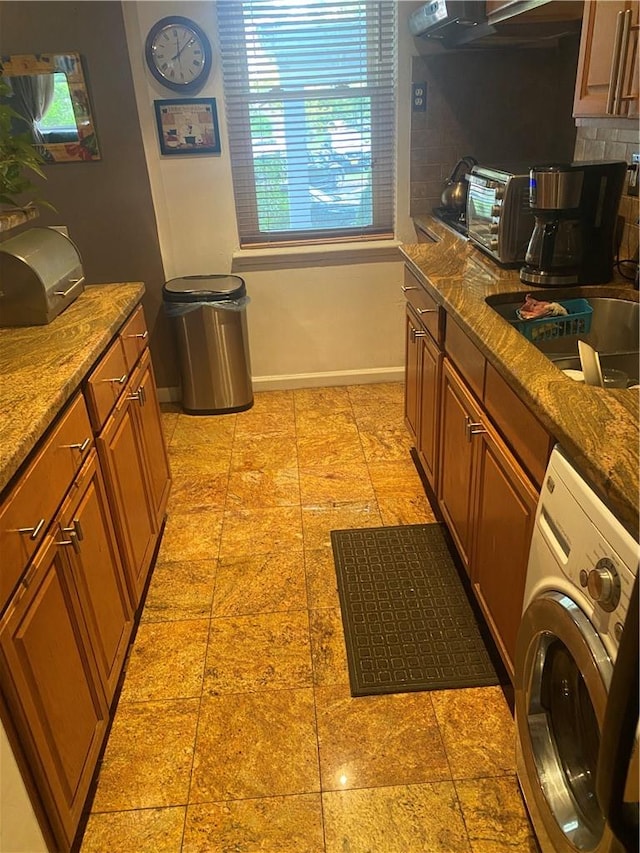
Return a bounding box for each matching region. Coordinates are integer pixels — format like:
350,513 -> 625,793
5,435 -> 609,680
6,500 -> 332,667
145,16 -> 212,93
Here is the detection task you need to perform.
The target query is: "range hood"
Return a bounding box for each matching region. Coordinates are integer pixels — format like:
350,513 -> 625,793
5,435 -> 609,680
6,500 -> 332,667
409,0 -> 583,49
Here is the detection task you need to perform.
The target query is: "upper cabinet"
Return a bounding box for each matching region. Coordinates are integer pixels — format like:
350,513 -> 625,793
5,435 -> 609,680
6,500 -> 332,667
574,0 -> 639,118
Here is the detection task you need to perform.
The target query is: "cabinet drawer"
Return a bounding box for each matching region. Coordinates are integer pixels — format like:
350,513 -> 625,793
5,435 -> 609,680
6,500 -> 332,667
119,304 -> 148,372
483,363 -> 553,488
403,267 -> 442,344
85,337 -> 129,432
445,315 -> 486,400
0,394 -> 93,610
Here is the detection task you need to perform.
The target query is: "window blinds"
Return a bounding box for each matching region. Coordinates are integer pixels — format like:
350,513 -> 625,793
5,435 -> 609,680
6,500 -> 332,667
216,0 -> 397,246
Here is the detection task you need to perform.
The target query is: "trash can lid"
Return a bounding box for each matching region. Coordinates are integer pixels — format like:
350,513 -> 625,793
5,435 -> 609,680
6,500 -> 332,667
163,274 -> 246,302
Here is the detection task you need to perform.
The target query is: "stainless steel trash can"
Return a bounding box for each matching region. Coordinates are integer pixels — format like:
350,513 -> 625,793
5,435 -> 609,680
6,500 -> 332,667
163,275 -> 253,414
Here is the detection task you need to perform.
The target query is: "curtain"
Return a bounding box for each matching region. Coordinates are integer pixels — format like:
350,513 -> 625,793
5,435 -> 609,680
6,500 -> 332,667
9,75 -> 55,143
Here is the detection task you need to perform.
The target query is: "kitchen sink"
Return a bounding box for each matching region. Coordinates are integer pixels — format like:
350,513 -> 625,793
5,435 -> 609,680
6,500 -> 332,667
486,294 -> 640,385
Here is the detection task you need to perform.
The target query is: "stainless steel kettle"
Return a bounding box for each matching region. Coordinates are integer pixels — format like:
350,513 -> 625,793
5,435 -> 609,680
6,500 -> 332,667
441,156 -> 477,212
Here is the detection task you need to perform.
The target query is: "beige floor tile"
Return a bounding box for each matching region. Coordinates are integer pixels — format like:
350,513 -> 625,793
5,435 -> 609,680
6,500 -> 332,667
168,445 -> 233,476
304,547 -> 340,609
297,425 -> 366,468
301,501 -> 382,550
230,432 -> 298,470
309,608 -> 350,687
295,409 -> 357,436
170,414 -> 236,449
367,460 -> 427,499
213,549 -> 307,616
299,464 -> 375,506
322,782 -> 472,853
141,559 -> 217,623
219,506 -> 303,557
377,494 -> 438,526
183,795 -> 324,853
234,409 -> 297,439
248,389 -> 295,414
166,469 -> 229,513
431,687 -> 517,779
316,684 -> 450,791
358,424 -> 414,462
456,776 -> 540,853
294,386 -> 353,413
226,467 -> 300,507
161,411 -> 180,444
119,619 -> 209,702
203,610 -> 312,694
92,699 -> 199,811
190,689 -> 320,801
81,806 -> 185,853
347,382 -> 404,409
158,510 -> 223,562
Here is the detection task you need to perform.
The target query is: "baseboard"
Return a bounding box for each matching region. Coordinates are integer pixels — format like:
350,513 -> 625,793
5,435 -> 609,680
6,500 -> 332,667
157,367 -> 405,402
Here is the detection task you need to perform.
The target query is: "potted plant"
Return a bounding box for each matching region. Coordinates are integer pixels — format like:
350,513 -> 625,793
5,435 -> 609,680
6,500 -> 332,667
0,76 -> 50,211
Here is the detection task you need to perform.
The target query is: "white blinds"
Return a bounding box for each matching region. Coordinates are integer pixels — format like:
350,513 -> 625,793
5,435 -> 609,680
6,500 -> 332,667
216,0 -> 397,246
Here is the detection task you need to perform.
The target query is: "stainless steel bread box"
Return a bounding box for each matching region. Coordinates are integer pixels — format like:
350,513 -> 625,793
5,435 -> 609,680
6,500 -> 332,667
0,227 -> 85,326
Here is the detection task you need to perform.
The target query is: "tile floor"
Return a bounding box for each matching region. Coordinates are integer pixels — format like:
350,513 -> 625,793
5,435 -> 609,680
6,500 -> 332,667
81,383 -> 540,852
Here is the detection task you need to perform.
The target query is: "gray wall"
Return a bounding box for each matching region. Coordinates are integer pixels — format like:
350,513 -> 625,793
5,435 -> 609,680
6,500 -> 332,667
0,0 -> 178,387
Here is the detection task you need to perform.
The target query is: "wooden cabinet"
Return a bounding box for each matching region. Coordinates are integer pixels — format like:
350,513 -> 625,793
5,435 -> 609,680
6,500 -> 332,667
403,266 -> 443,493
574,0 -> 639,118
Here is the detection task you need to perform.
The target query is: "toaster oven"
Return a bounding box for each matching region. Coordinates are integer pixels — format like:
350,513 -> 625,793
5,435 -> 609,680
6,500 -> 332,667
466,165 -> 536,266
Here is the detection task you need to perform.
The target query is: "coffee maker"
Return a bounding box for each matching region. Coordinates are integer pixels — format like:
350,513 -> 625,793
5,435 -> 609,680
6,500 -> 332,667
520,161 -> 627,287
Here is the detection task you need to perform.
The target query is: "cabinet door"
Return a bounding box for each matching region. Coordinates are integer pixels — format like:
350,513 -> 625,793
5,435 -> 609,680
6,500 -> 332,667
437,359 -> 482,572
97,389 -> 156,610
404,309 -> 421,443
471,426 -> 538,680
0,535 -> 108,850
133,351 -> 171,529
574,0 -> 639,117
59,452 -> 133,704
416,331 -> 442,491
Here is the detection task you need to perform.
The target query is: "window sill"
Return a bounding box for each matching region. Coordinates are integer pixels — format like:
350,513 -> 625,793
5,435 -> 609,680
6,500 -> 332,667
230,239 -> 403,272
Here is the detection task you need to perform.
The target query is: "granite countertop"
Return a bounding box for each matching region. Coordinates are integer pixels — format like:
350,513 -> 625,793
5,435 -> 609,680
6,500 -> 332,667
403,216 -> 639,535
0,282 -> 145,495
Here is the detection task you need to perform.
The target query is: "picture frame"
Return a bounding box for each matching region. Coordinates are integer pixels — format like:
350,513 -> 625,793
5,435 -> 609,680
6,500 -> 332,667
154,97 -> 220,156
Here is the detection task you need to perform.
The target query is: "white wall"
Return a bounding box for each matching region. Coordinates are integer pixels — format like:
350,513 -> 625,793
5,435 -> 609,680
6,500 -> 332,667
121,0 -> 418,391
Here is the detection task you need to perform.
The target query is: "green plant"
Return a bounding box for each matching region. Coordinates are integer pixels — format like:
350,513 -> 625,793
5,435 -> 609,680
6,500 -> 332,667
0,76 -> 50,209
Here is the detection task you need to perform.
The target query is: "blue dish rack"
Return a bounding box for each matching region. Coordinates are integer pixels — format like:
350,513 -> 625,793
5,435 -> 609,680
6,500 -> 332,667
512,298 -> 593,342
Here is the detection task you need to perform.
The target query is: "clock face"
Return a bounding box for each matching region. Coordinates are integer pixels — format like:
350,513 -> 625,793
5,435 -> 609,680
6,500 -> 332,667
145,16 -> 212,92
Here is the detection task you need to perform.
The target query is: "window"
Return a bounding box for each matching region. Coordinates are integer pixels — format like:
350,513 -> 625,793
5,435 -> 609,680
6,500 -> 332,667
216,0 -> 396,247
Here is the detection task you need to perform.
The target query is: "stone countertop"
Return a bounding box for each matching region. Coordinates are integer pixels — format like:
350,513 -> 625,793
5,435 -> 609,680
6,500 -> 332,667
403,216 -> 639,536
0,282 -> 145,494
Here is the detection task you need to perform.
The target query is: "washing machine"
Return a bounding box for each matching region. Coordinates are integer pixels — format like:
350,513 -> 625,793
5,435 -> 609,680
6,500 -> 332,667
515,444 -> 639,853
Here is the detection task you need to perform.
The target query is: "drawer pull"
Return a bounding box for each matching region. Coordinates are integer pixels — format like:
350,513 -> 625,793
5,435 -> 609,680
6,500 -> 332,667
125,330 -> 148,340
65,437 -> 91,453
410,329 -> 427,342
18,518 -> 46,540
128,386 -> 145,405
61,519 -> 84,541
401,285 -> 418,292
103,374 -> 127,385
416,307 -> 437,315
58,530 -> 81,554
465,417 -> 487,442
53,277 -> 85,298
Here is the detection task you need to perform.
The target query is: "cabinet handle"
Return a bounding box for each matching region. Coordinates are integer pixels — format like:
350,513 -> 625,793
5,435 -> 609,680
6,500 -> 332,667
64,437 -> 91,453
410,328 -> 427,341
124,330 -> 148,340
128,387 -> 144,405
416,307 -> 437,315
140,384 -> 147,405
613,10 -> 633,115
61,519 -> 84,541
18,518 -> 46,540
103,374 -> 127,385
465,417 -> 486,442
401,285 -> 418,292
53,277 -> 85,297
607,11 -> 626,114
58,530 -> 81,555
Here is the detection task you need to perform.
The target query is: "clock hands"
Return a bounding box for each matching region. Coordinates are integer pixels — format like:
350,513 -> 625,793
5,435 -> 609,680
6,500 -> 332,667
170,35 -> 195,63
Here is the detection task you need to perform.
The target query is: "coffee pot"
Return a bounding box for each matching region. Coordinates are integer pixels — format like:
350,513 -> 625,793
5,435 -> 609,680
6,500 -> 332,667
441,156 -> 477,213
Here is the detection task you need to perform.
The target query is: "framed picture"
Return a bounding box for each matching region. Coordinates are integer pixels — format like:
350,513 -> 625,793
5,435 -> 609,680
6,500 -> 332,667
154,98 -> 220,156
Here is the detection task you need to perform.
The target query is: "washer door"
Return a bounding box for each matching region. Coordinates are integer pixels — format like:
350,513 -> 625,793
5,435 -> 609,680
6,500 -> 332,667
515,591 -> 615,853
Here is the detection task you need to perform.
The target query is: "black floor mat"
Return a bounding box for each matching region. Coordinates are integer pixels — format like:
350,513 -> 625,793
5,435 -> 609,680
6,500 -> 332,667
331,523 -> 501,697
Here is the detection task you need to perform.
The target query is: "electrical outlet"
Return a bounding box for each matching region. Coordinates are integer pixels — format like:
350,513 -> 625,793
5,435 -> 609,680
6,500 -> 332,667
412,82 -> 427,112
628,152 -> 639,197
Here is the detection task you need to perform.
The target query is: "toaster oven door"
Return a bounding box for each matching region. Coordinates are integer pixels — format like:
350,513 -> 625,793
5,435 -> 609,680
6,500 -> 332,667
466,177 -> 500,255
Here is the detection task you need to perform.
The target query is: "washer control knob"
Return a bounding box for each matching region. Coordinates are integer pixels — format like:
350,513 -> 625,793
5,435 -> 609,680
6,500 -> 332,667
614,622 -> 624,643
579,569 -> 589,587
587,557 -> 621,612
